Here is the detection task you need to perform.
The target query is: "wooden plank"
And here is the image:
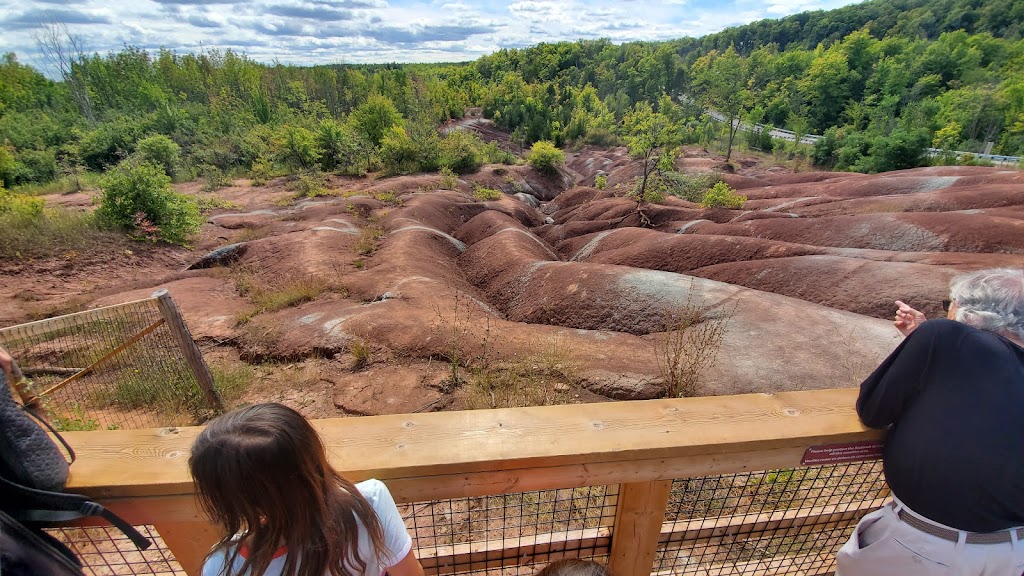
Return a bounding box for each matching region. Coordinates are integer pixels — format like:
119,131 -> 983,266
64,388 -> 880,500
659,497 -> 887,546
418,526 -> 611,572
88,445 -> 808,525
153,290 -> 223,413
608,480 -> 673,576
653,549 -> 835,576
0,298 -> 157,340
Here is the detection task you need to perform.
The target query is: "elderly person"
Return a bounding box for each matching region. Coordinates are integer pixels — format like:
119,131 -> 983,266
836,268 -> 1024,574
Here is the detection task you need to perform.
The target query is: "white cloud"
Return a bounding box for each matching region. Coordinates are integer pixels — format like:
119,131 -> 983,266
0,0 -> 864,73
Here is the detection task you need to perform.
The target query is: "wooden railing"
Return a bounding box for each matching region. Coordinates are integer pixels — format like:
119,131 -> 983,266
62,388 -> 886,576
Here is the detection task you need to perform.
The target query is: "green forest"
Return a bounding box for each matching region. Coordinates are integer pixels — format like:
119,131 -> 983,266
1,0 -> 1022,249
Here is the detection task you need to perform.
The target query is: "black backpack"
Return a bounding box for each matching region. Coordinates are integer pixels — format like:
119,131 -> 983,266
0,365 -> 151,574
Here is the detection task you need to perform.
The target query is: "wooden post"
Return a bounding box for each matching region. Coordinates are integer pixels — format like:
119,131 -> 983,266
153,519 -> 221,576
608,480 -> 673,576
152,289 -> 223,413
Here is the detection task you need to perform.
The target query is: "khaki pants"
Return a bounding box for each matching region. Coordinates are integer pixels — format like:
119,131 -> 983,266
836,499 -> 1024,575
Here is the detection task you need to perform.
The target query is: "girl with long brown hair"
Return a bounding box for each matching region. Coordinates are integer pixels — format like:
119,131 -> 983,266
189,403 -> 424,576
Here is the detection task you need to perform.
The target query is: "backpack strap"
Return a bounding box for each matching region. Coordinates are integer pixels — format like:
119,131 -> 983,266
22,403 -> 76,465
0,475 -> 152,550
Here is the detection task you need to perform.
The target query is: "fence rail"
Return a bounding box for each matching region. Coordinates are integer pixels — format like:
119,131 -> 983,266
0,290 -> 221,431
55,388 -> 887,576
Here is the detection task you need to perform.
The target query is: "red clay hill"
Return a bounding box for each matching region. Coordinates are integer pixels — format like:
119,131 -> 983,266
3,146 -> 1022,418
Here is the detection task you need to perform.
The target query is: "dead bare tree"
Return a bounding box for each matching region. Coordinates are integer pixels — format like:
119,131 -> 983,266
34,20 -> 94,121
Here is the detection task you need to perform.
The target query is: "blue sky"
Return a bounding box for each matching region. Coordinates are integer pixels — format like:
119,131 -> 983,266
1,0 -> 862,71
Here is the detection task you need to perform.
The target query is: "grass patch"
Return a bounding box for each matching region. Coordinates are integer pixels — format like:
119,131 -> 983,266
472,187 -> 502,201
232,269 -> 333,324
10,172 -> 103,196
349,338 -> 371,370
292,170 -> 328,198
196,195 -> 241,213
89,358 -> 256,423
0,207 -> 115,260
439,166 -> 458,189
209,360 -> 257,404
461,336 -> 581,410
356,224 -> 384,255
655,283 -> 734,397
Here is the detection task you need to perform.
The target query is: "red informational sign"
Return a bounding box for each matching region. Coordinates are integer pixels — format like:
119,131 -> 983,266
800,440 -> 885,466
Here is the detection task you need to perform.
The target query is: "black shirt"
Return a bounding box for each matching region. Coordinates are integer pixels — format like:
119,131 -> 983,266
857,319 -> 1024,532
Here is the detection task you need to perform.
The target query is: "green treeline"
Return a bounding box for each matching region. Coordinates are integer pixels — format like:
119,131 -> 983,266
1,0 -> 1023,194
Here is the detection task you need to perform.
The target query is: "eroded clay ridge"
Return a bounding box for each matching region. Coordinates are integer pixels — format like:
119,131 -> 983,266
83,153 -> 1024,404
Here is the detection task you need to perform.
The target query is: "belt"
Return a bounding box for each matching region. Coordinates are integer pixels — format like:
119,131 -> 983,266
888,502 -> 1024,544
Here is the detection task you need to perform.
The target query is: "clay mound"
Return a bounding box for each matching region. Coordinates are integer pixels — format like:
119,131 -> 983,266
740,197 -> 834,212
458,241 -> 898,390
90,277 -> 248,341
238,227 -> 361,279
684,212 -> 1024,253
385,191 -> 488,235
563,229 -> 825,271
727,210 -> 804,221
791,184 -> 1024,217
884,166 -> 1020,178
739,175 -> 969,201
690,255 -> 957,318
759,172 -> 868,185
721,173 -> 770,190
454,210 -> 557,256
463,164 -> 574,201
546,187 -> 614,213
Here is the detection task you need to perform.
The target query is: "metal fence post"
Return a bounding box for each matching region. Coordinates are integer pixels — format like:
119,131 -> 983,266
152,289 -> 224,414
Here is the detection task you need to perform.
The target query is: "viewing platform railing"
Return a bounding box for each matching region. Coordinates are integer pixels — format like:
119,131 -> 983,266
57,388 -> 887,576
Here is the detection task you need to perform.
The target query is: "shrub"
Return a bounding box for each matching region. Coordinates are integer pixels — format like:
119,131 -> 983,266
250,157 -> 273,186
700,182 -> 747,209
438,130 -> 484,174
199,164 -> 232,192
349,94 -> 403,148
279,125 -> 321,172
10,149 -> 57,186
294,169 -> 327,197
594,174 -> 607,190
136,135 -> 181,179
96,160 -> 201,245
473,187 -> 502,201
379,126 -> 416,174
0,186 -> 107,260
527,140 -> 565,174
660,171 -> 722,203
439,166 -> 458,189
0,186 -> 44,219
316,119 -> 361,172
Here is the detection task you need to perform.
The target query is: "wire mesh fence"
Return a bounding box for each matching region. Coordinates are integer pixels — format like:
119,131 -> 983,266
42,462 -> 886,576
654,460 -> 888,575
45,525 -> 186,576
0,295 -> 221,431
408,485 -> 617,576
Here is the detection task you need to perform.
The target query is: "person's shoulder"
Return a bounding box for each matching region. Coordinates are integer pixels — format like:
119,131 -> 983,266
356,478 -> 390,503
201,547 -> 233,576
912,318 -> 968,339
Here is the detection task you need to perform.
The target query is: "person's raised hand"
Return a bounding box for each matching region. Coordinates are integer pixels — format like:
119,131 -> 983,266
893,300 -> 926,337
0,345 -> 12,380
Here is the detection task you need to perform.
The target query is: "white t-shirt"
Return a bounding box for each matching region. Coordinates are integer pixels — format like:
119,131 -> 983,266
201,479 -> 413,576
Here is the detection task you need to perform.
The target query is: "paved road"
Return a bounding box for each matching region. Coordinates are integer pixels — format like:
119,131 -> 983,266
701,109 -> 1020,165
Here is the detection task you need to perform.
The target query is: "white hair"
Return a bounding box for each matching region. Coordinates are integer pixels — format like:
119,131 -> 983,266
949,268 -> 1024,341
